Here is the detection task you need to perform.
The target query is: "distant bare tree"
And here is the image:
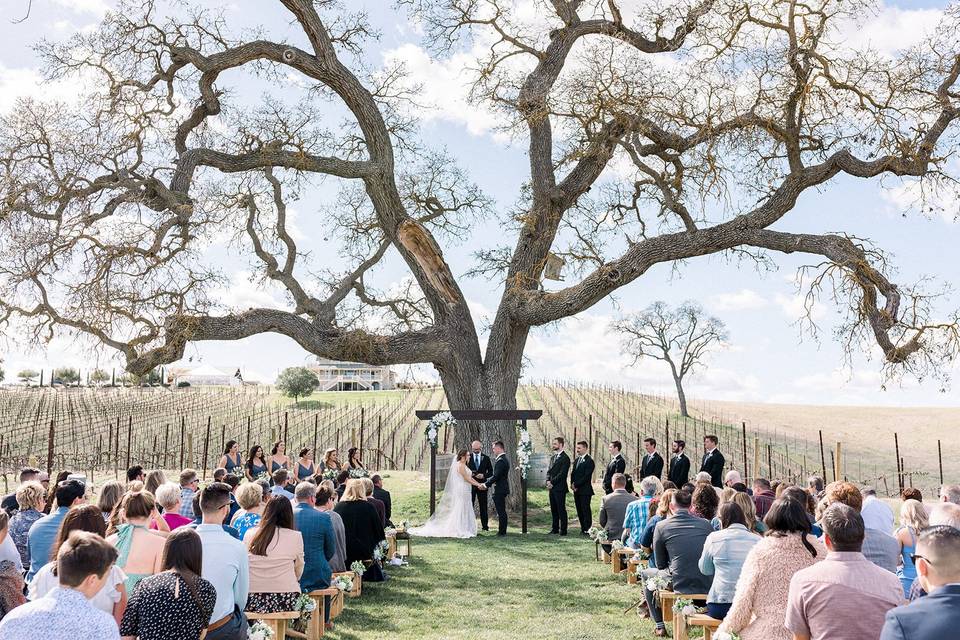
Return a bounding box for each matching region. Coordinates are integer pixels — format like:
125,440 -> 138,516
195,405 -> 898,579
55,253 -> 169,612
612,302 -> 727,417
2,1 -> 960,497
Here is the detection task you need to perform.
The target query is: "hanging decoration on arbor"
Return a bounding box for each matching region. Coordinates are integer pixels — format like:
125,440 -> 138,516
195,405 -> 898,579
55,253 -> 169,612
517,421 -> 532,479
425,411 -> 455,448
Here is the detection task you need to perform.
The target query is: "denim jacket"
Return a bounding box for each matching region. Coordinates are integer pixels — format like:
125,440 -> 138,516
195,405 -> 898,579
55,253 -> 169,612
698,523 -> 761,603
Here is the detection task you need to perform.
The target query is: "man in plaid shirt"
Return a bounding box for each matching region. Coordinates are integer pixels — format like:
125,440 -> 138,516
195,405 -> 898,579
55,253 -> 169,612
178,468 -> 199,519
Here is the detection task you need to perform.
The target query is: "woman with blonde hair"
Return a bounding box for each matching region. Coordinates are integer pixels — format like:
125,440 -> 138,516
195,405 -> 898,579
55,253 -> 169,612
322,448 -> 342,472
895,498 -> 928,597
144,470 -> 166,497
232,482 -> 266,540
106,490 -> 169,594
732,491 -> 766,533
8,481 -> 45,569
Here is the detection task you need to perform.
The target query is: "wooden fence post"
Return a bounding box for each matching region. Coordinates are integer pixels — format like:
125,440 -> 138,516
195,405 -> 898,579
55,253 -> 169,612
125,416 -> 133,471
834,442 -> 842,482
202,418 -> 211,480
46,419 -> 55,475
818,430 -> 827,483
741,422 -> 748,482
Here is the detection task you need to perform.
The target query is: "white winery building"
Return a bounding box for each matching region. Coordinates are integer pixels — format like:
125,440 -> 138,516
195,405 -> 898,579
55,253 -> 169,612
308,358 -> 397,392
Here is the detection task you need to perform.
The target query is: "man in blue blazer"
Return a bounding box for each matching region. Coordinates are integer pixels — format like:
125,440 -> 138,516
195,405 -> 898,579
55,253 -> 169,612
293,482 -> 337,627
880,525 -> 960,640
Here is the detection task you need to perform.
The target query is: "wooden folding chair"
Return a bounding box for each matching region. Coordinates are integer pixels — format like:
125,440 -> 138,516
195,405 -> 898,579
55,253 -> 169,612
687,613 -> 722,640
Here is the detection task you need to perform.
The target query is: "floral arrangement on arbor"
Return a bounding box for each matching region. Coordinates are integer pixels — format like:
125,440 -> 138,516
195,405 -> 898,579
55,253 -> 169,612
247,621 -> 275,640
516,421 -> 532,479
425,411 -> 455,448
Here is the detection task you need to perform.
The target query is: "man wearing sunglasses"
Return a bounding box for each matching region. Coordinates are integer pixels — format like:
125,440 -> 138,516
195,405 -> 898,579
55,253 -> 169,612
880,525 -> 960,640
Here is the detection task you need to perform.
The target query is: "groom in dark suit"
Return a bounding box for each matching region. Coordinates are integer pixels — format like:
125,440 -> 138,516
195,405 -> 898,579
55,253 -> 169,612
467,440 -> 493,531
485,440 -> 511,536
546,436 -> 571,535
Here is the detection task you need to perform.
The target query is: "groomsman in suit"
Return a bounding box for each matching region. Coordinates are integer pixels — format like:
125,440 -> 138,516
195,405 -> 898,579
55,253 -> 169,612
639,438 -> 664,480
571,440 -> 595,534
546,436 -> 571,535
467,440 -> 493,531
484,441 -> 511,536
668,439 -> 691,487
699,435 -> 725,488
602,441 -> 626,494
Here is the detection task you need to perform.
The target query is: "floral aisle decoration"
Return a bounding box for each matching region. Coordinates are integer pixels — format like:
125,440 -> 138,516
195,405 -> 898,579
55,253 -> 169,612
425,411 -> 455,448
332,575 -> 354,592
290,593 -> 317,633
247,621 -> 275,640
373,539 -> 391,564
610,540 -> 625,552
672,597 -> 701,616
644,570 -> 669,594
516,421 -> 532,479
350,561 -> 366,577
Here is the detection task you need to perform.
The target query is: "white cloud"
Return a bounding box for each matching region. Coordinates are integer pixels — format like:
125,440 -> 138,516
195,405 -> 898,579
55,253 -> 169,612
881,170 -> 960,224
774,292 -> 827,322
707,288 -> 768,312
838,3 -> 943,56
0,62 -> 90,113
52,0 -> 109,16
214,270 -> 287,311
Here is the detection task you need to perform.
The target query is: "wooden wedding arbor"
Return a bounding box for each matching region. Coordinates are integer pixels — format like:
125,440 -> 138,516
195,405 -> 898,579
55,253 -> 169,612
415,409 -> 542,534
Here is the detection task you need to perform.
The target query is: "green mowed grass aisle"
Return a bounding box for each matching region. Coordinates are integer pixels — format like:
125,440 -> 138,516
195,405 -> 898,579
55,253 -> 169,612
325,472 -> 661,640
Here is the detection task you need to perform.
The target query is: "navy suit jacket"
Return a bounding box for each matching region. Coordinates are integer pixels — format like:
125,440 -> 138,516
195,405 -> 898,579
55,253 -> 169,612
294,503 -> 337,592
880,584 -> 960,640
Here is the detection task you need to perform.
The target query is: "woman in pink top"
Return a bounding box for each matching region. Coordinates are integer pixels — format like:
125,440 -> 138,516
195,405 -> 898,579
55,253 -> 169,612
244,496 -> 305,613
718,497 -> 826,640
151,483 -> 194,530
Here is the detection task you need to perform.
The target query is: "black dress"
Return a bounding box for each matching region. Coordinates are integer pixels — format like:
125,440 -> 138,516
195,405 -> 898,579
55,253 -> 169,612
333,499 -> 385,564
119,572 -> 216,640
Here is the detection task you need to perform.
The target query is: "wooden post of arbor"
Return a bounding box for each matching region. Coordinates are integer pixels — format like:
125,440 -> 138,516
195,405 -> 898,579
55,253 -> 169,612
429,443 -> 437,516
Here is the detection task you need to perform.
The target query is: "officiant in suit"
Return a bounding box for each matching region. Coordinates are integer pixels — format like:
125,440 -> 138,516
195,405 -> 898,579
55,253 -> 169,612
699,435 -> 725,487
603,441 -> 626,494
546,436 -> 571,535
467,440 -> 493,531
571,440 -> 595,534
639,437 -> 664,480
484,440 -> 511,536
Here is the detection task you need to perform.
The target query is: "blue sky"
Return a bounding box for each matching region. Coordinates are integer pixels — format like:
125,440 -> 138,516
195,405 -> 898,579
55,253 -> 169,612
1,0 -> 959,407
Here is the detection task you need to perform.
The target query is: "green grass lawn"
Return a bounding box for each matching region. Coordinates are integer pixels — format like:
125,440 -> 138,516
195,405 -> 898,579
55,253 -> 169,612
325,472 -> 660,640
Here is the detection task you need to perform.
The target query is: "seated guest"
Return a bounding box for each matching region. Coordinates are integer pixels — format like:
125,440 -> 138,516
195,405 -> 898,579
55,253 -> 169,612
900,487 -> 923,503
212,468 -> 228,483
694,472 -> 713,487
807,475 -> 825,498
718,498 -> 825,640
294,482 -> 336,631
334,480 -> 385,575
126,466 -> 145,485
938,484 -> 960,504
895,499 -> 927,598
786,503 -> 902,640
106,489 -> 168,595
317,487 -> 347,573
270,470 -> 295,500
178,469 -> 200,520
335,470 -> 350,498
882,525 -> 960,640
150,483 -> 193,531
0,531 -> 120,640
906,503 -> 960,601
822,481 -> 899,573
28,505 -> 126,625
861,486 -> 895,533
144,470 -> 166,498
27,479 -> 86,582
731,482 -> 750,494
642,489 -> 714,637
598,473 -> 635,553
699,503 -> 761,620
622,476 -> 658,548
723,470 -> 744,489
9,481 -> 45,569
751,478 -> 775,519
732,491 -> 766,534
361,477 -> 386,527
692,482 -> 719,521
120,527 -> 216,640
195,483 -> 249,640
0,514 -> 26,619
640,489 -> 675,567
1,467 -> 41,514
244,497 -> 304,615
231,483 -> 265,540
371,475 -> 392,527
222,475 -> 241,524
97,481 -> 123,523
781,486 -> 822,537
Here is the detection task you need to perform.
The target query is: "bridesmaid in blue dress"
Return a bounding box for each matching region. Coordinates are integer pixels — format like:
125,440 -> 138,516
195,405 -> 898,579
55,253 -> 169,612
295,448 -> 316,481
269,440 -> 291,474
217,440 -> 243,475
245,444 -> 269,481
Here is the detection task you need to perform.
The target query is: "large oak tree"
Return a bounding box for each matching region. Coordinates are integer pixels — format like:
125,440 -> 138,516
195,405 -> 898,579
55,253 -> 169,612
2,0 -> 960,495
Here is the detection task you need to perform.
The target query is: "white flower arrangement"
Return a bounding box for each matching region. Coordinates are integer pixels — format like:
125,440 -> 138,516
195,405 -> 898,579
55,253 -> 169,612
333,575 -> 354,592
294,593 -> 316,613
373,539 -> 390,563
593,528 -> 609,544
322,469 -> 339,480
516,422 -> 533,479
350,560 -> 366,576
673,597 -> 697,615
247,621 -> 275,640
348,467 -> 369,479
384,527 -> 397,537
644,571 -> 669,593
611,540 -> 625,552
425,411 -> 455,448
631,549 -> 650,563
714,632 -> 741,640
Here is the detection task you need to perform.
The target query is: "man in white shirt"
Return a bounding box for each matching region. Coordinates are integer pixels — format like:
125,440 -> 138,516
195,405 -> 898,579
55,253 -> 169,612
860,487 -> 894,534
196,482 -> 249,640
0,531 -> 119,640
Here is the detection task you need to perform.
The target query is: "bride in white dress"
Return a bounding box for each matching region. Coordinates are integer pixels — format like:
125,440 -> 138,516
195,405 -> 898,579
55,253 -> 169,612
409,449 -> 487,539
